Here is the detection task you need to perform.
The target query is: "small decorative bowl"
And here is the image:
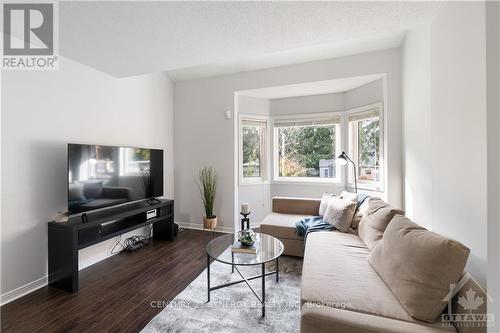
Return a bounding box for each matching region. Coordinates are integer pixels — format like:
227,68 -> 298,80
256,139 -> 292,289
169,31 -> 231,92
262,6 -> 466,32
238,229 -> 256,246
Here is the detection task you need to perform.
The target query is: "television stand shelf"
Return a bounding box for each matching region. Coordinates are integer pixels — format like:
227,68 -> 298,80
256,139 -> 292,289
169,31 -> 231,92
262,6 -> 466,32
48,199 -> 174,293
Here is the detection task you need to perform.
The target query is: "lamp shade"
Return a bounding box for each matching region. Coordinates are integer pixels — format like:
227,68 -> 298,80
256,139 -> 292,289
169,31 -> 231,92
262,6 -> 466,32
336,152 -> 348,166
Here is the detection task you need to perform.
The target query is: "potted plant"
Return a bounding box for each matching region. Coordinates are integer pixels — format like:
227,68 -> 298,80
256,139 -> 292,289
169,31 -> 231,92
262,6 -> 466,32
197,166 -> 218,231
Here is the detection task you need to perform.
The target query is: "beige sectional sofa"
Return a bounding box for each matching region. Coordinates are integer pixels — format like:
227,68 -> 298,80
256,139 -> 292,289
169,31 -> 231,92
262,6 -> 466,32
260,196 -> 487,333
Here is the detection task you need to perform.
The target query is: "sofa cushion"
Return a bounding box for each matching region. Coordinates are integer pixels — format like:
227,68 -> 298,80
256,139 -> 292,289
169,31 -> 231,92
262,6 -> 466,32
301,303 -> 456,333
302,232 -> 414,321
277,237 -> 304,257
358,197 -> 404,250
323,197 -> 356,232
260,212 -> 313,240
351,199 -> 369,230
369,215 -> 470,323
272,197 -> 320,216
301,231 -> 455,331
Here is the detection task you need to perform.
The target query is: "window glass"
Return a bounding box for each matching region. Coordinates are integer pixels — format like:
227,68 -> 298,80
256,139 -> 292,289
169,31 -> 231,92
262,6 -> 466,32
242,125 -> 261,178
277,125 -> 336,179
357,118 -> 380,181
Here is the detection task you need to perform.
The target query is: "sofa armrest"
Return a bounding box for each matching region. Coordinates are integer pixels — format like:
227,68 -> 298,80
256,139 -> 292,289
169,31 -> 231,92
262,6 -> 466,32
272,197 -> 320,216
301,303 -> 454,333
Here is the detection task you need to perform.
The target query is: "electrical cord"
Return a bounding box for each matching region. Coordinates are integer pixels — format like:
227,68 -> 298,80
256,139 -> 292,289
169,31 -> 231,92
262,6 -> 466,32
122,235 -> 149,252
111,235 -> 123,254
111,230 -> 151,254
112,225 -> 170,254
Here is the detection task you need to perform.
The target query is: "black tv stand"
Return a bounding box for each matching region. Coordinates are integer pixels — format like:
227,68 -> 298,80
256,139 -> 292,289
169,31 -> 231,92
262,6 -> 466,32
48,199 -> 174,293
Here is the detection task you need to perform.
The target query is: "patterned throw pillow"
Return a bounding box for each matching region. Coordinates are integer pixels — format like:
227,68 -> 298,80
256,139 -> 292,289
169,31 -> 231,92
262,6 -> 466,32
323,197 -> 357,232
318,193 -> 334,216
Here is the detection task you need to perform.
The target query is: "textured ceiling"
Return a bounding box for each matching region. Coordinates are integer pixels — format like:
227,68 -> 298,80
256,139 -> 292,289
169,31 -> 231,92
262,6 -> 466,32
59,1 -> 443,79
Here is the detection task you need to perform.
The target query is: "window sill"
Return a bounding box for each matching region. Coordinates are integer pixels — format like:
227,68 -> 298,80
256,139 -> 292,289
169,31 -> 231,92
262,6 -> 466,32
272,178 -> 342,186
347,182 -> 384,193
239,180 -> 269,186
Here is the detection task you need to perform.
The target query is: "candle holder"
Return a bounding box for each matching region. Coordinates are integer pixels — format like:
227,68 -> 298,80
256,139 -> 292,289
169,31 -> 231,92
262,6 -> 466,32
240,211 -> 251,230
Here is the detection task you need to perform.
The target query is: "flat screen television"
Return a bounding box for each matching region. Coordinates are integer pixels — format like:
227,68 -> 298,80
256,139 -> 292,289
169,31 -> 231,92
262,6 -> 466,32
67,143 -> 163,215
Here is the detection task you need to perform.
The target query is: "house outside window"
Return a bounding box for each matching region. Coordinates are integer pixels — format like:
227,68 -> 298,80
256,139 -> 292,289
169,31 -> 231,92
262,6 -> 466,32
272,113 -> 342,183
320,159 -> 335,178
347,103 -> 384,190
239,116 -> 268,184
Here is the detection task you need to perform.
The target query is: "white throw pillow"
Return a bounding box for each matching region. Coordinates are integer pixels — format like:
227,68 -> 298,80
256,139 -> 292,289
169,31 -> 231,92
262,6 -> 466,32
323,197 -> 357,232
340,190 -> 358,202
318,193 -> 334,216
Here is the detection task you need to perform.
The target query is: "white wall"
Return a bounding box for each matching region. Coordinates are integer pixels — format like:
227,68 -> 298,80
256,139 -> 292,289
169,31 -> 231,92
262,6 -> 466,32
237,95 -> 271,226
402,26 -> 432,230
1,57 -> 174,298
344,80 -> 384,110
403,2 -> 488,285
238,95 -> 270,117
174,50 -> 401,233
430,1 -> 487,286
270,92 -> 344,116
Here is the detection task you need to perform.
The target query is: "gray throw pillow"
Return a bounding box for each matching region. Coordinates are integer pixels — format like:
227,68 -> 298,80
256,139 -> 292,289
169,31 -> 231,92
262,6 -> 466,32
323,197 -> 356,232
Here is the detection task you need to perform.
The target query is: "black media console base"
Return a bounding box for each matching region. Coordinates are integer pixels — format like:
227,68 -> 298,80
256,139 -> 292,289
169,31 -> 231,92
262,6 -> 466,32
48,199 -> 174,293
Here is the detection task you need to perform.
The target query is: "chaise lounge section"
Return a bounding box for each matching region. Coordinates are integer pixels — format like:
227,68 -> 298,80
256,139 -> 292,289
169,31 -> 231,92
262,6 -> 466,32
260,197 -> 320,257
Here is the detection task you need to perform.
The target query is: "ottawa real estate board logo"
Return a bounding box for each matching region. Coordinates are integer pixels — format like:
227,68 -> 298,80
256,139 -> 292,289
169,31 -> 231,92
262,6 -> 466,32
2,2 -> 59,70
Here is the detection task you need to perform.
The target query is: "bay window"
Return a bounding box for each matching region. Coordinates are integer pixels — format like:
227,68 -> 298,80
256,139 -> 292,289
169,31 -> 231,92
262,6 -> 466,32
239,103 -> 385,191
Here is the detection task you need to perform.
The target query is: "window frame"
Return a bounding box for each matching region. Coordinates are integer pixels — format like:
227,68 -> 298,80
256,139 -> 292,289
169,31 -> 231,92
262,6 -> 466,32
271,112 -> 343,184
346,102 -> 385,191
239,114 -> 269,185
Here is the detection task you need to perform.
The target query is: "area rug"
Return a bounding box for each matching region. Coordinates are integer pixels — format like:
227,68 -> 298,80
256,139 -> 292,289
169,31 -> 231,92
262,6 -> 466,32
141,254 -> 303,333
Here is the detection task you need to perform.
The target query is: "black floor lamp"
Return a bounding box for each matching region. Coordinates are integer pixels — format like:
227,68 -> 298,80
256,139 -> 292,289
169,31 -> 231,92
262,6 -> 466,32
337,151 -> 357,193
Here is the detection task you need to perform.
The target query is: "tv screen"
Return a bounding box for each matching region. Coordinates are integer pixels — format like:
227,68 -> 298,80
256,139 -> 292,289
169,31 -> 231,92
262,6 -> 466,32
67,144 -> 163,215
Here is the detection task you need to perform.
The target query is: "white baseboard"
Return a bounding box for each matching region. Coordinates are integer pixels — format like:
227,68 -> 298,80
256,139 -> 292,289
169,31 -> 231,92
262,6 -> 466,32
1,223 -> 231,306
1,276 -> 48,306
176,221 -> 234,233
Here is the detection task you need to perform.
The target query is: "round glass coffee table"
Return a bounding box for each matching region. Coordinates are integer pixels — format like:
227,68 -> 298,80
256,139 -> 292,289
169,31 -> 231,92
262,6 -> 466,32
206,232 -> 284,317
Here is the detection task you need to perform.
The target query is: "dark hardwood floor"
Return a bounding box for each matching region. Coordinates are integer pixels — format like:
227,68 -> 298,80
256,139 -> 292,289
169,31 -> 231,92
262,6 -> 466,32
1,229 -> 221,333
